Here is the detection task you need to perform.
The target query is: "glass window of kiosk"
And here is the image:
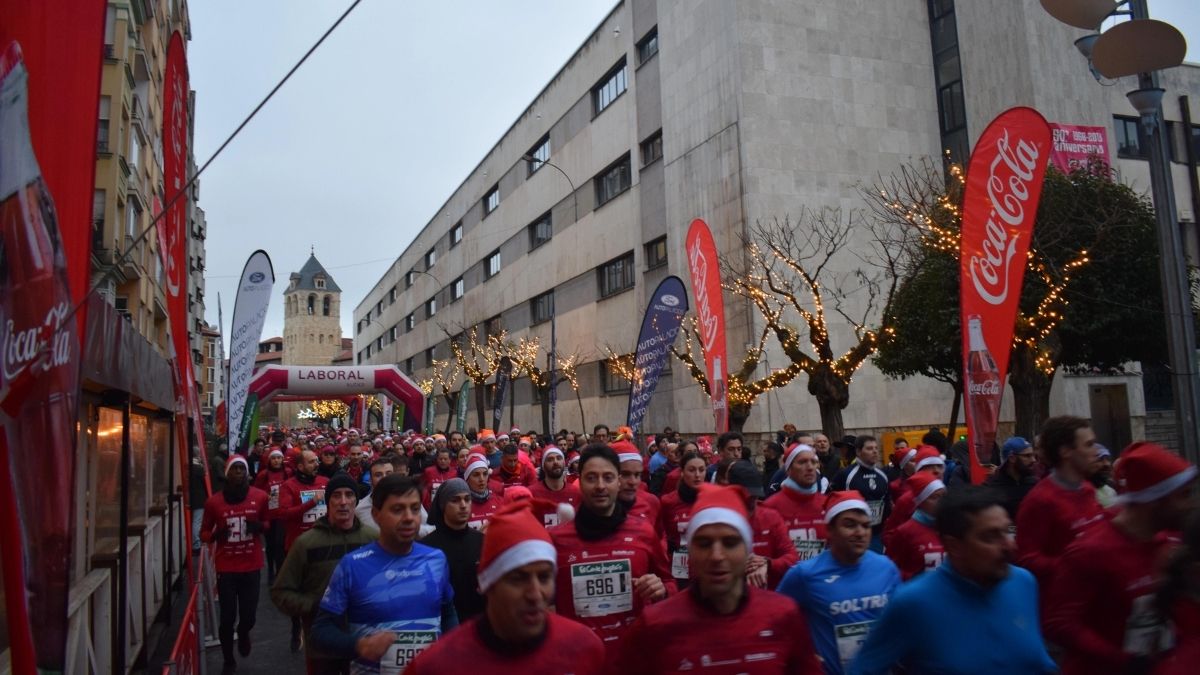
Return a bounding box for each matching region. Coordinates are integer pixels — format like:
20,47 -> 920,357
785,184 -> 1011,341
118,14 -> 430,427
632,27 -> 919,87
127,413 -> 149,527
151,419 -> 171,510
92,406 -> 124,556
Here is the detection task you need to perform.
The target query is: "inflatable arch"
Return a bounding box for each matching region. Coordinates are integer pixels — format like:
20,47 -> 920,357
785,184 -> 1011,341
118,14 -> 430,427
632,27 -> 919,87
246,365 -> 425,430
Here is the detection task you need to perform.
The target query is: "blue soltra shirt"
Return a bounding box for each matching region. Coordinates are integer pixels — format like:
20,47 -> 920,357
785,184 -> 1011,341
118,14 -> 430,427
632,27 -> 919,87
847,562 -> 1055,675
777,549 -> 901,675
315,541 -> 455,675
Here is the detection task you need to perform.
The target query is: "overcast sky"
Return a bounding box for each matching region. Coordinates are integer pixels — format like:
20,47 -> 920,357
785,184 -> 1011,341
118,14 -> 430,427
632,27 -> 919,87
192,0 -> 1200,345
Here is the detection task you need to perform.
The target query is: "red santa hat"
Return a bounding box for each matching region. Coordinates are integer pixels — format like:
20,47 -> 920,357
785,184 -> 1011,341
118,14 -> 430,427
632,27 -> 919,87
1115,442 -> 1197,504
611,440 -> 642,466
783,443 -> 817,471
479,429 -> 496,441
540,446 -> 564,466
684,484 -> 753,546
465,453 -> 490,478
895,447 -> 918,470
913,446 -> 945,471
497,433 -> 510,442
225,455 -> 249,475
906,472 -> 946,507
476,501 -> 558,592
268,448 -> 284,459
824,491 -> 871,524
510,427 -> 522,436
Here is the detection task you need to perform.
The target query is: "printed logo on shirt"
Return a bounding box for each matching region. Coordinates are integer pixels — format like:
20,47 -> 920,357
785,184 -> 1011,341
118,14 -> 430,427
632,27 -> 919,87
823,575 -> 841,584
829,595 -> 888,615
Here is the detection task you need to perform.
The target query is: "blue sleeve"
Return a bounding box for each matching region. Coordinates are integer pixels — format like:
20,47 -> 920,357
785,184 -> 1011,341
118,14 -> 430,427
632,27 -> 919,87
440,601 -> 458,632
846,588 -> 914,675
318,557 -> 351,616
776,565 -> 808,609
310,606 -> 359,660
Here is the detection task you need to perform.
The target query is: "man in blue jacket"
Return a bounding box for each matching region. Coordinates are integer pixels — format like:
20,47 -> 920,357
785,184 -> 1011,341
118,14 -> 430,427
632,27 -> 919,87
848,487 -> 1055,675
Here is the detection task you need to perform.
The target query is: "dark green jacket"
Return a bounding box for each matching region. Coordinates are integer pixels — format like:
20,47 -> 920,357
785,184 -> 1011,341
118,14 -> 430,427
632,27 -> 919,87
270,516 -> 378,658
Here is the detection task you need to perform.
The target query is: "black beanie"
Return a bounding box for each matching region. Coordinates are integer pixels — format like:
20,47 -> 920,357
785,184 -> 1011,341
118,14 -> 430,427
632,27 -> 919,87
325,472 -> 361,502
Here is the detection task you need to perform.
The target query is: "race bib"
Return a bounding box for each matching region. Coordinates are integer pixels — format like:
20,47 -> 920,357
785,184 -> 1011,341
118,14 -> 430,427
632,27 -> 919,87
789,528 -> 825,561
867,500 -> 884,526
430,483 -> 441,501
835,621 -> 873,666
225,516 -> 249,544
467,518 -> 486,531
671,546 -> 690,579
570,559 -> 633,618
380,630 -> 438,675
1123,595 -> 1173,656
301,489 -> 327,524
923,552 -> 944,572
543,512 -> 560,527
268,484 -> 280,511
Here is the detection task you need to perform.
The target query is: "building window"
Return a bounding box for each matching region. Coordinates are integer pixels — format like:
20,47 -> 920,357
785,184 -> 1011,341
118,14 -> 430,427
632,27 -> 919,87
645,236 -> 668,269
451,276 -> 464,301
390,325 -> 398,341
315,277 -> 326,289
1114,115 -> 1149,159
425,247 -> 437,270
405,357 -> 414,374
406,270 -> 415,288
600,358 -> 632,393
97,96 -> 111,153
375,336 -> 382,350
637,28 -> 659,65
405,313 -> 415,332
595,154 -> 632,207
376,300 -> 383,316
307,294 -> 317,315
484,316 -> 503,338
593,59 -> 628,116
426,297 -> 437,318
530,290 -> 554,325
126,200 -> 141,237
598,251 -> 636,298
640,130 -> 663,166
425,347 -> 435,366
927,0 -> 968,166
528,212 -> 553,250
485,249 -> 501,279
484,185 -> 500,215
451,221 -> 463,247
389,286 -> 397,303
322,295 -> 331,316
527,135 -> 551,175
366,344 -> 373,359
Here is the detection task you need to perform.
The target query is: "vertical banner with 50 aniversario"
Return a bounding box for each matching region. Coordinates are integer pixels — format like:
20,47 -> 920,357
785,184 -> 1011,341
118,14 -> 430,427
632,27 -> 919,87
685,219 -> 729,433
960,107 -> 1052,484
0,4 -> 104,673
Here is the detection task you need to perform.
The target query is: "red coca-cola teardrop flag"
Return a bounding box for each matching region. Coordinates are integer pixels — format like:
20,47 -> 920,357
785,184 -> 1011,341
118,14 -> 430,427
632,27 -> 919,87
685,219 -> 729,433
960,107 -> 1052,484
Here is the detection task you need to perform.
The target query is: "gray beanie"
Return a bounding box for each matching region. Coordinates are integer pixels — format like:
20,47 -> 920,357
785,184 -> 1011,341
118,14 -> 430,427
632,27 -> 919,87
429,478 -> 470,527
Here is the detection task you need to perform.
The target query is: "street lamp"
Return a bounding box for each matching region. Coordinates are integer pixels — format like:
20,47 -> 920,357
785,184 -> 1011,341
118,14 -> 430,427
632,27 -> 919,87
522,154 -> 579,432
1042,0 -> 1199,463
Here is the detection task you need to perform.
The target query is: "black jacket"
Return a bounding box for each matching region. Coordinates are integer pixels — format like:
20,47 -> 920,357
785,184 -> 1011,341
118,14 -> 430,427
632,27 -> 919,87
984,469 -> 1038,521
420,525 -> 485,621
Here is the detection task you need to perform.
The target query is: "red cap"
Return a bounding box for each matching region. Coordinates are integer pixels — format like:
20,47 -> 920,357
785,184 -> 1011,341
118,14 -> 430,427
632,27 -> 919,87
684,484 -> 753,545
610,440 -> 642,465
824,490 -> 870,524
913,446 -> 945,471
1115,442 -> 1197,504
477,501 -> 556,592
906,472 -> 946,507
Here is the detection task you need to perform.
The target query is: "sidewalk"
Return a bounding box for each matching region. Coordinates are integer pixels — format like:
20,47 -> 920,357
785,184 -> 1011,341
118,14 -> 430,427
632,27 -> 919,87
204,573 -> 306,674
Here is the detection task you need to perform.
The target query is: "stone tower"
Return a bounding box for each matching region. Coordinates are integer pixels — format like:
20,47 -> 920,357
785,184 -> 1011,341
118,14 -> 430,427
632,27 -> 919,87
281,254 -> 343,425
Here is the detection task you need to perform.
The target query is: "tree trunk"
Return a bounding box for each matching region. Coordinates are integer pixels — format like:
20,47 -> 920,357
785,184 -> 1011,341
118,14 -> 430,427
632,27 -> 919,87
946,380 -> 962,443
729,402 -> 752,433
509,379 -> 516,430
808,367 -> 850,441
1009,346 -> 1055,440
576,387 -> 587,435
539,387 -> 551,438
475,380 -> 487,431
443,394 -> 455,435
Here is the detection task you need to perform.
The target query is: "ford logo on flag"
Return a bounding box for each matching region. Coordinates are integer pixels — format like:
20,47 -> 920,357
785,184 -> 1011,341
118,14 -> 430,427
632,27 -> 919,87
249,272 -> 265,283
661,294 -> 680,307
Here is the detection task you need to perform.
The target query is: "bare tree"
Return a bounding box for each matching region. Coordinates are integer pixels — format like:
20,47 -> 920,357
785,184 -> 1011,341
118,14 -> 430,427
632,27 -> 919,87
417,357 -> 462,434
444,324 -> 507,429
507,336 -> 580,435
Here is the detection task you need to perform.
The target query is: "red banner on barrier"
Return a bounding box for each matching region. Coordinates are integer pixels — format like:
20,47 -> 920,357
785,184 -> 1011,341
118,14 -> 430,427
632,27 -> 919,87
685,219 -> 729,433
960,107 -> 1052,484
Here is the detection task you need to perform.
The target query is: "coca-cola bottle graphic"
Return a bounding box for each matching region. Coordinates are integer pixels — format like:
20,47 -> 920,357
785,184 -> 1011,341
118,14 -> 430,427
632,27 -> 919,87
965,315 -> 1001,472
711,356 -> 729,432
0,41 -> 78,671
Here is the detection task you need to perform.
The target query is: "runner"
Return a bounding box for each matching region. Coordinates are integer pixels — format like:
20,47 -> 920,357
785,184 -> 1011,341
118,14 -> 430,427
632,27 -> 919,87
271,473 -> 378,675
762,444 -> 830,564
548,444 -> 674,664
777,491 -> 901,675
884,473 -> 946,580
527,446 -> 582,527
420,478 -> 485,622
848,487 -> 1055,675
615,485 -> 822,674
310,475 -> 457,675
496,442 -> 537,488
420,448 -> 456,508
658,451 -> 706,587
252,447 -> 291,584
1044,442 -> 1197,674
200,456 -> 270,675
829,436 -> 892,553
614,443 -> 663,539
465,452 -> 504,530
405,501 -> 606,675
276,449 -> 334,652
1015,416 -> 1103,596
881,446 -> 943,547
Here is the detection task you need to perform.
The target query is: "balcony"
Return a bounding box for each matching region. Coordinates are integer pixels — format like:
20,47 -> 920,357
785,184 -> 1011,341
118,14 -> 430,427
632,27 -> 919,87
133,45 -> 151,84
96,138 -> 111,156
103,43 -> 116,61
120,234 -> 142,280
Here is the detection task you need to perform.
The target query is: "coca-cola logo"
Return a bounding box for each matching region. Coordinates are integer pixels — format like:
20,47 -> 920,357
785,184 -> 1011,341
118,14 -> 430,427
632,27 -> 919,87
687,238 -> 720,352
969,130 -> 1040,306
3,302 -> 73,382
968,378 -> 1001,396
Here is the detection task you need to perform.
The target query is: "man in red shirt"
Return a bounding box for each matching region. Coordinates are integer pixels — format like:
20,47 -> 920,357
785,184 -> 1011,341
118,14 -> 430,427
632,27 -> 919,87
274,449 -> 332,652
527,446 -> 582,527
727,460 -> 798,589
496,443 -> 536,489
1045,442 -> 1197,674
886,472 -> 947,580
763,443 -> 829,563
614,444 -> 663,539
616,484 -> 822,674
200,456 -> 270,674
882,447 -> 944,547
465,453 -> 504,530
421,447 -> 457,508
406,501 -> 605,675
548,445 -> 674,665
252,448 -> 291,584
1016,416 -> 1104,595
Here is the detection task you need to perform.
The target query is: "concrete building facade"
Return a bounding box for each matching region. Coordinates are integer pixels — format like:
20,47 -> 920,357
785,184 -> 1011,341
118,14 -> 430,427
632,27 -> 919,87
354,0 -> 1200,442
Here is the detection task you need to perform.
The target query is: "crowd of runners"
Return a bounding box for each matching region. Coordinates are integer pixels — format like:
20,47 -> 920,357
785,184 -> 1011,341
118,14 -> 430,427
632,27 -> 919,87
192,418 -> 1199,674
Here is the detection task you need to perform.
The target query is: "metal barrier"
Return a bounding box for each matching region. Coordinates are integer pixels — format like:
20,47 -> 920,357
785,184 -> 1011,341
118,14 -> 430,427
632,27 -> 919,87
160,547 -> 218,675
